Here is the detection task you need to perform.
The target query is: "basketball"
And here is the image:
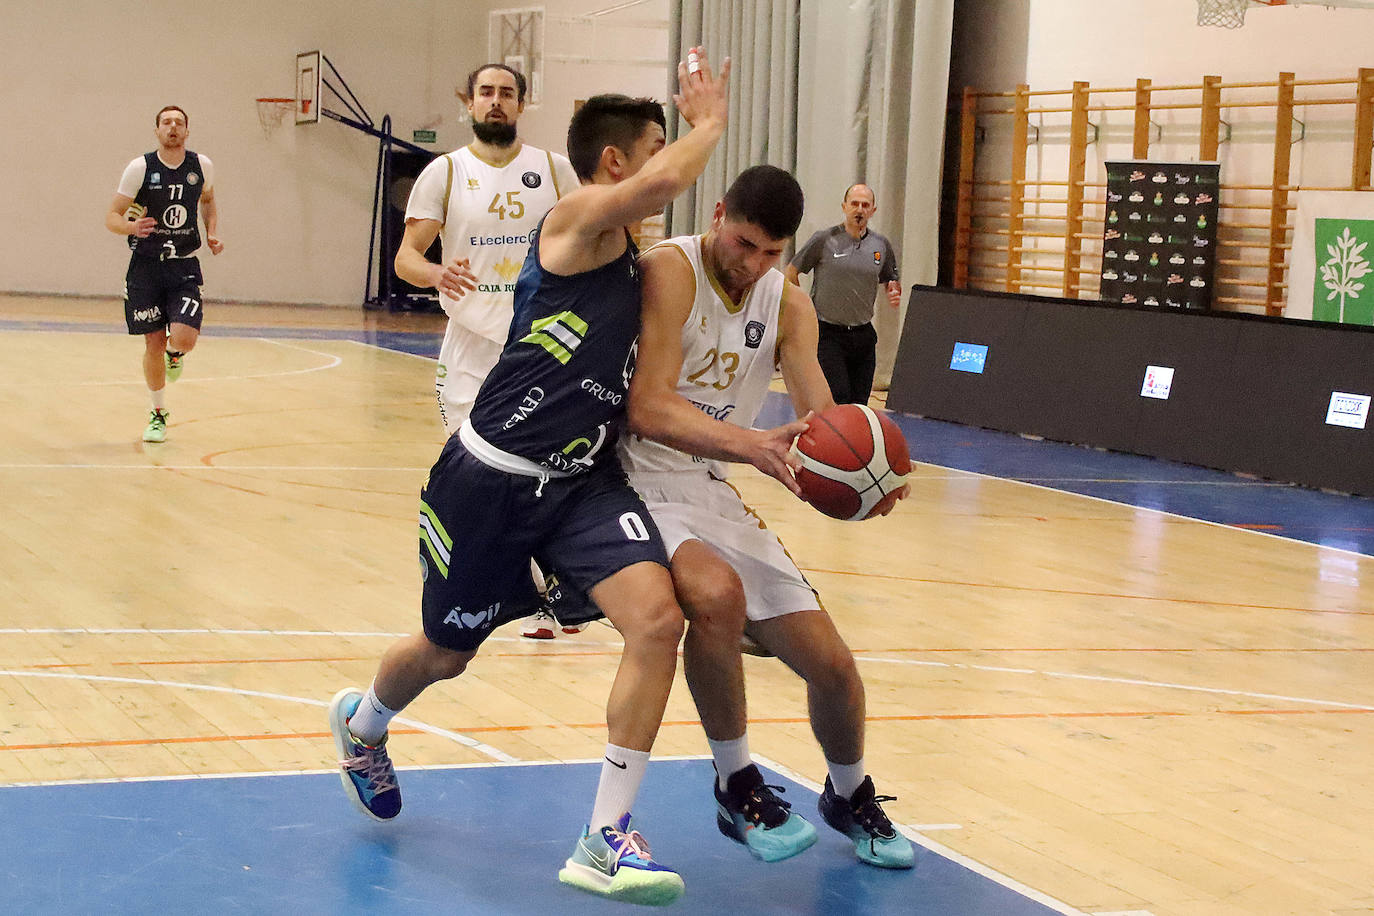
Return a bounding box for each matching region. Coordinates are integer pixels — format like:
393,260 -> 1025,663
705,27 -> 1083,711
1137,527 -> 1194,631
791,404 -> 911,521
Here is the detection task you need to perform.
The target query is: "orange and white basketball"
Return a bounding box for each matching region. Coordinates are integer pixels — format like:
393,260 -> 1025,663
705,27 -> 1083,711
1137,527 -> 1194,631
791,404 -> 911,521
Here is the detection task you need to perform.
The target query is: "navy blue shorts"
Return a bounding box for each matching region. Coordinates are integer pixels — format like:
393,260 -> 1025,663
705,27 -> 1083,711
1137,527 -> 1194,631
124,256 -> 205,334
417,437 -> 669,652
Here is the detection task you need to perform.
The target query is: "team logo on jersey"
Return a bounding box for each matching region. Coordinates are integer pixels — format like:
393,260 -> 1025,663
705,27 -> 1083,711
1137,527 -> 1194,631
493,258 -> 522,282
163,204 -> 189,229
521,171 -> 542,188
187,172 -> 199,185
873,251 -> 882,265
521,310 -> 588,364
467,178 -> 481,190
743,320 -> 766,349
151,172 -> 161,184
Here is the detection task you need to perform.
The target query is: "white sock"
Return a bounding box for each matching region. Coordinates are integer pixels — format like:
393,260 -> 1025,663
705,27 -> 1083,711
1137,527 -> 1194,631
589,743 -> 650,830
347,683 -> 401,745
827,758 -> 866,801
149,387 -> 166,410
707,734 -> 752,790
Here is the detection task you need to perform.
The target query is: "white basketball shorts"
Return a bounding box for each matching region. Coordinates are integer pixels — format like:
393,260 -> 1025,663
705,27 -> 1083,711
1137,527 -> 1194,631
436,325 -> 504,435
630,470 -> 819,622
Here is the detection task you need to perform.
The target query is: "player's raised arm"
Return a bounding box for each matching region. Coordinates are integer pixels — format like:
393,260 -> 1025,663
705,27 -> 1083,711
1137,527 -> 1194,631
544,48 -> 730,249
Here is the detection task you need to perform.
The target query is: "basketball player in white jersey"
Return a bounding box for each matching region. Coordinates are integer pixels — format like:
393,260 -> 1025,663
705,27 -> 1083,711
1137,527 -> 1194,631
396,63 -> 586,639
621,165 -> 915,869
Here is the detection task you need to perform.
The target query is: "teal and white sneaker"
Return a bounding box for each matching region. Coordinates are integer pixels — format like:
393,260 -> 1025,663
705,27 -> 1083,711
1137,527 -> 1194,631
715,763 -> 818,862
141,409 -> 168,443
328,687 -> 401,821
558,813 -> 685,906
164,350 -> 184,383
818,775 -> 915,869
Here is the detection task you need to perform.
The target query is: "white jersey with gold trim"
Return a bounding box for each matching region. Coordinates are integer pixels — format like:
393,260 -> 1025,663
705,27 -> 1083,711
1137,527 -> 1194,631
406,142 -> 578,432
407,144 -> 577,343
618,233 -> 784,480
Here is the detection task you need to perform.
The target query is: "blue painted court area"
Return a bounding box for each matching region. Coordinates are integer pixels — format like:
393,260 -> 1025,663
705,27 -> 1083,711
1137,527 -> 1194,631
3,759 -> 1065,915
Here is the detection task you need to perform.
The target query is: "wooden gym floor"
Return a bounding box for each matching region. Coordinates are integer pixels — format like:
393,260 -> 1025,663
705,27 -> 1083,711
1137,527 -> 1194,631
0,295 -> 1370,914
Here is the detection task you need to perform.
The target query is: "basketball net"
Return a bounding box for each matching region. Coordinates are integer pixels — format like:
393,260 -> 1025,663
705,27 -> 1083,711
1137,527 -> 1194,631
1197,0 -> 1248,27
256,98 -> 295,138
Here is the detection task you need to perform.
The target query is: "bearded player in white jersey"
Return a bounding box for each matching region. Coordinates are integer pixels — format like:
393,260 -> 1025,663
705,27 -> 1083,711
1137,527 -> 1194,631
620,165 -> 915,870
396,62 -> 587,640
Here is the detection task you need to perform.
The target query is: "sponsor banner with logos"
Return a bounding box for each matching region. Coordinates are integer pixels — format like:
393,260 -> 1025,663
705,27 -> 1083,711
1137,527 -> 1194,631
1100,160 -> 1220,311
1286,190 -> 1374,325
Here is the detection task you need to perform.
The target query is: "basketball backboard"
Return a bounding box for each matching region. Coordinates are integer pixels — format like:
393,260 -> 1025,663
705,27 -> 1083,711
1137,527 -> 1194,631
296,51 -> 321,124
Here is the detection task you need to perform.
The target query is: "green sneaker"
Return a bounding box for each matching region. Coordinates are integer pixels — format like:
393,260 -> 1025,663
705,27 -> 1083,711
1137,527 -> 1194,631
818,775 -> 915,869
715,763 -> 818,862
558,813 -> 684,906
142,409 -> 169,443
164,350 -> 184,383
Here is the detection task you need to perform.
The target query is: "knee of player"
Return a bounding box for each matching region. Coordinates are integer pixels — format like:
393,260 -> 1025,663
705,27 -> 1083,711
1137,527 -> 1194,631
810,641 -> 861,691
624,593 -> 686,650
675,565 -> 746,633
423,642 -> 475,680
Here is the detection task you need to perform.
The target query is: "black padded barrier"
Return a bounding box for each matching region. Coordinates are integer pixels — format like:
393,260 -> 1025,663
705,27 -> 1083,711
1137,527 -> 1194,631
889,285 -> 1374,497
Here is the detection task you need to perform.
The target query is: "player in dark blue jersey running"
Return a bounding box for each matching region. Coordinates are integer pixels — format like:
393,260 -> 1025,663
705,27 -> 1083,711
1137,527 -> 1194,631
329,48 -> 733,907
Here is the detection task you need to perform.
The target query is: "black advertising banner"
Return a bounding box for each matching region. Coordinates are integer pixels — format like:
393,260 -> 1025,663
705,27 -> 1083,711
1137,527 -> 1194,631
1100,161 -> 1221,310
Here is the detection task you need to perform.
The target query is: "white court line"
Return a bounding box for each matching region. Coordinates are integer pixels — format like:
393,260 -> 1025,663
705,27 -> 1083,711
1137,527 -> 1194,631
339,337 -> 436,362
0,755 -> 716,790
754,753 -> 1085,916
0,336 -> 343,387
913,459 -> 1374,562
0,669 -> 516,763
0,631 -> 623,650
2,626 -> 1364,710
855,655 -> 1374,711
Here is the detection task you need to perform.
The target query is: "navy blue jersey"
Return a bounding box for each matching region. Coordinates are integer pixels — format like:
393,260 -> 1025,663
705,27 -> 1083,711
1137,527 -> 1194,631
129,151 -> 205,259
468,217 -> 641,475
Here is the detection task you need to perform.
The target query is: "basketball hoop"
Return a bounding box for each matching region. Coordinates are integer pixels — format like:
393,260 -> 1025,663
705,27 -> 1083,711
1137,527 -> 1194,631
256,97 -> 295,137
1197,0 -> 1249,27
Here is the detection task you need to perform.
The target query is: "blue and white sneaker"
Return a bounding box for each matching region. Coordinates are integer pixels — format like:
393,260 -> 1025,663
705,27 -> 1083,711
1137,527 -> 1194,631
715,764 -> 818,862
328,687 -> 401,821
818,775 -> 915,869
558,813 -> 685,906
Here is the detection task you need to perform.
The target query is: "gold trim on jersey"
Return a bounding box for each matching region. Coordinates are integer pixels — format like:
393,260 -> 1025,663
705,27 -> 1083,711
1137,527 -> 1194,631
699,234 -> 748,316
547,150 -> 564,198
715,475 -> 823,605
466,140 -> 524,168
645,242 -> 697,302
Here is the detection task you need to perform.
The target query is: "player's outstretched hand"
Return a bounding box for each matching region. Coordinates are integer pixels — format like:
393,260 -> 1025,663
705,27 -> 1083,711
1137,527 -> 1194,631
747,413 -> 811,496
436,256 -> 478,299
673,46 -> 730,132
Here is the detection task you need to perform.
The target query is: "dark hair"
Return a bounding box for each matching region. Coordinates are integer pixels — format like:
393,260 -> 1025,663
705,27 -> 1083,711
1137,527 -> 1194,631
465,63 -> 526,104
155,105 -> 188,127
722,165 -> 805,240
566,94 -> 666,182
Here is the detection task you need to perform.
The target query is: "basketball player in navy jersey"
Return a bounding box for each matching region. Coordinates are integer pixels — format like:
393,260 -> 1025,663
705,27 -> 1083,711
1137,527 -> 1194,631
106,105 -> 223,443
327,50 -> 774,906
622,166 -> 915,869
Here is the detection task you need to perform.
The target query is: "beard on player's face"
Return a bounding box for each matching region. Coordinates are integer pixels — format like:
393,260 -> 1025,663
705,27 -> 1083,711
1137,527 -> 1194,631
472,120 -> 517,146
